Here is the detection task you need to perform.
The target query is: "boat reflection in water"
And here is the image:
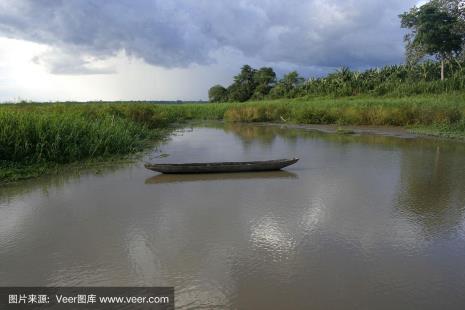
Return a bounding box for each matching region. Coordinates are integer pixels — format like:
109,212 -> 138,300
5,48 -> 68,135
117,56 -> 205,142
145,170 -> 298,184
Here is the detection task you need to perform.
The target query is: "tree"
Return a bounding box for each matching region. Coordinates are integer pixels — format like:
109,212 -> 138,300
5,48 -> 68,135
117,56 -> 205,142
208,85 -> 228,102
269,71 -> 304,98
252,67 -> 277,99
400,0 -> 464,80
435,0 -> 465,23
282,71 -> 304,89
436,0 -> 465,61
228,65 -> 257,102
227,83 -> 251,102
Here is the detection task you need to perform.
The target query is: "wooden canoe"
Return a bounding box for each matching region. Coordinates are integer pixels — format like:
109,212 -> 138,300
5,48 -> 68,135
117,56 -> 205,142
144,158 -> 299,174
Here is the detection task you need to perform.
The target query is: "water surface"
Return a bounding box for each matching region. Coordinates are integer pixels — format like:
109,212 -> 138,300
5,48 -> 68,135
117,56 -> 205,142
1,123 -> 465,309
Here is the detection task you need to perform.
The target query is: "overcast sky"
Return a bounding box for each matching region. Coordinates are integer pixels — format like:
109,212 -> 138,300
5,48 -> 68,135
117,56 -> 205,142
0,0 -> 421,102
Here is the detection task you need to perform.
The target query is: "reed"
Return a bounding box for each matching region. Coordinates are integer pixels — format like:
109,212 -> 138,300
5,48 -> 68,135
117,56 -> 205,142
223,94 -> 465,130
0,110 -> 152,164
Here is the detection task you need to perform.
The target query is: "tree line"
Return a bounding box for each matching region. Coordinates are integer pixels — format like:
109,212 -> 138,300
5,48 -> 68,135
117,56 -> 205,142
208,66 -> 305,102
209,0 -> 465,102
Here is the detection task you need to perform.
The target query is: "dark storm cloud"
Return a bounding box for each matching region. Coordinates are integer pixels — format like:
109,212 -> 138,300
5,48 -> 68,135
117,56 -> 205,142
0,0 -> 419,74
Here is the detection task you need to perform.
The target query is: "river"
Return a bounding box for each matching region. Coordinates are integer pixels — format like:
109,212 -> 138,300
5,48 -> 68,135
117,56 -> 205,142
1,123 -> 465,309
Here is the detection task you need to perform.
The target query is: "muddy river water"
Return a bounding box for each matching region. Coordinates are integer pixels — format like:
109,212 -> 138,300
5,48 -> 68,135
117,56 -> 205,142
1,123 -> 465,309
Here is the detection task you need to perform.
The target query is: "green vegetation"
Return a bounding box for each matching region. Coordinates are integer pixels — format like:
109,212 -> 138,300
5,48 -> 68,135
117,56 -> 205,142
209,0 -> 465,102
222,95 -> 465,133
209,61 -> 465,102
400,0 -> 464,78
0,103 -> 224,183
2,93 -> 465,183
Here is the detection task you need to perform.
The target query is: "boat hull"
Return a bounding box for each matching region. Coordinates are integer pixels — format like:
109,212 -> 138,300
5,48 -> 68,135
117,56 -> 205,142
145,158 -> 299,174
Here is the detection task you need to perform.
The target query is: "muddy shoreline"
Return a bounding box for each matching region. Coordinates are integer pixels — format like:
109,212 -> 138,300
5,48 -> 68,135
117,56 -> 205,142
193,120 -> 464,142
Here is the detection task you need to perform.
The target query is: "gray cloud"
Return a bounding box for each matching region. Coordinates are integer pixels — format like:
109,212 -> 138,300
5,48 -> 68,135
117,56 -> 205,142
0,0 -> 418,75
31,49 -> 116,75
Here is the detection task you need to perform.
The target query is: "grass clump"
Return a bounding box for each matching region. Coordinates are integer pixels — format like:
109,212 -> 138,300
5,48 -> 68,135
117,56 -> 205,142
222,94 -> 465,131
0,110 -> 151,164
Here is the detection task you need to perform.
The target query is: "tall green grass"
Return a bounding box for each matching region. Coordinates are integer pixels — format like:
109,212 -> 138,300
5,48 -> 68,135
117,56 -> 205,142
223,94 -> 465,127
0,111 -> 151,164
0,103 -> 228,169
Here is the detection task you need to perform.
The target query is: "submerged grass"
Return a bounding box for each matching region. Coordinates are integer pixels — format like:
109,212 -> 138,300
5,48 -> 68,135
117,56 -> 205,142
1,93 -> 465,183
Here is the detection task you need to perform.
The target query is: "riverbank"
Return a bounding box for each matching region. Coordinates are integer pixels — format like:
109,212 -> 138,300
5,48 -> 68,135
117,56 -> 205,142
1,93 -> 464,183
0,104 -> 176,182
221,94 -> 465,136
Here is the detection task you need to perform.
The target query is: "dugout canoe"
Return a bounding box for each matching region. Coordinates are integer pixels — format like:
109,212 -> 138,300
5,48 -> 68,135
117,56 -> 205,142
144,158 -> 299,174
